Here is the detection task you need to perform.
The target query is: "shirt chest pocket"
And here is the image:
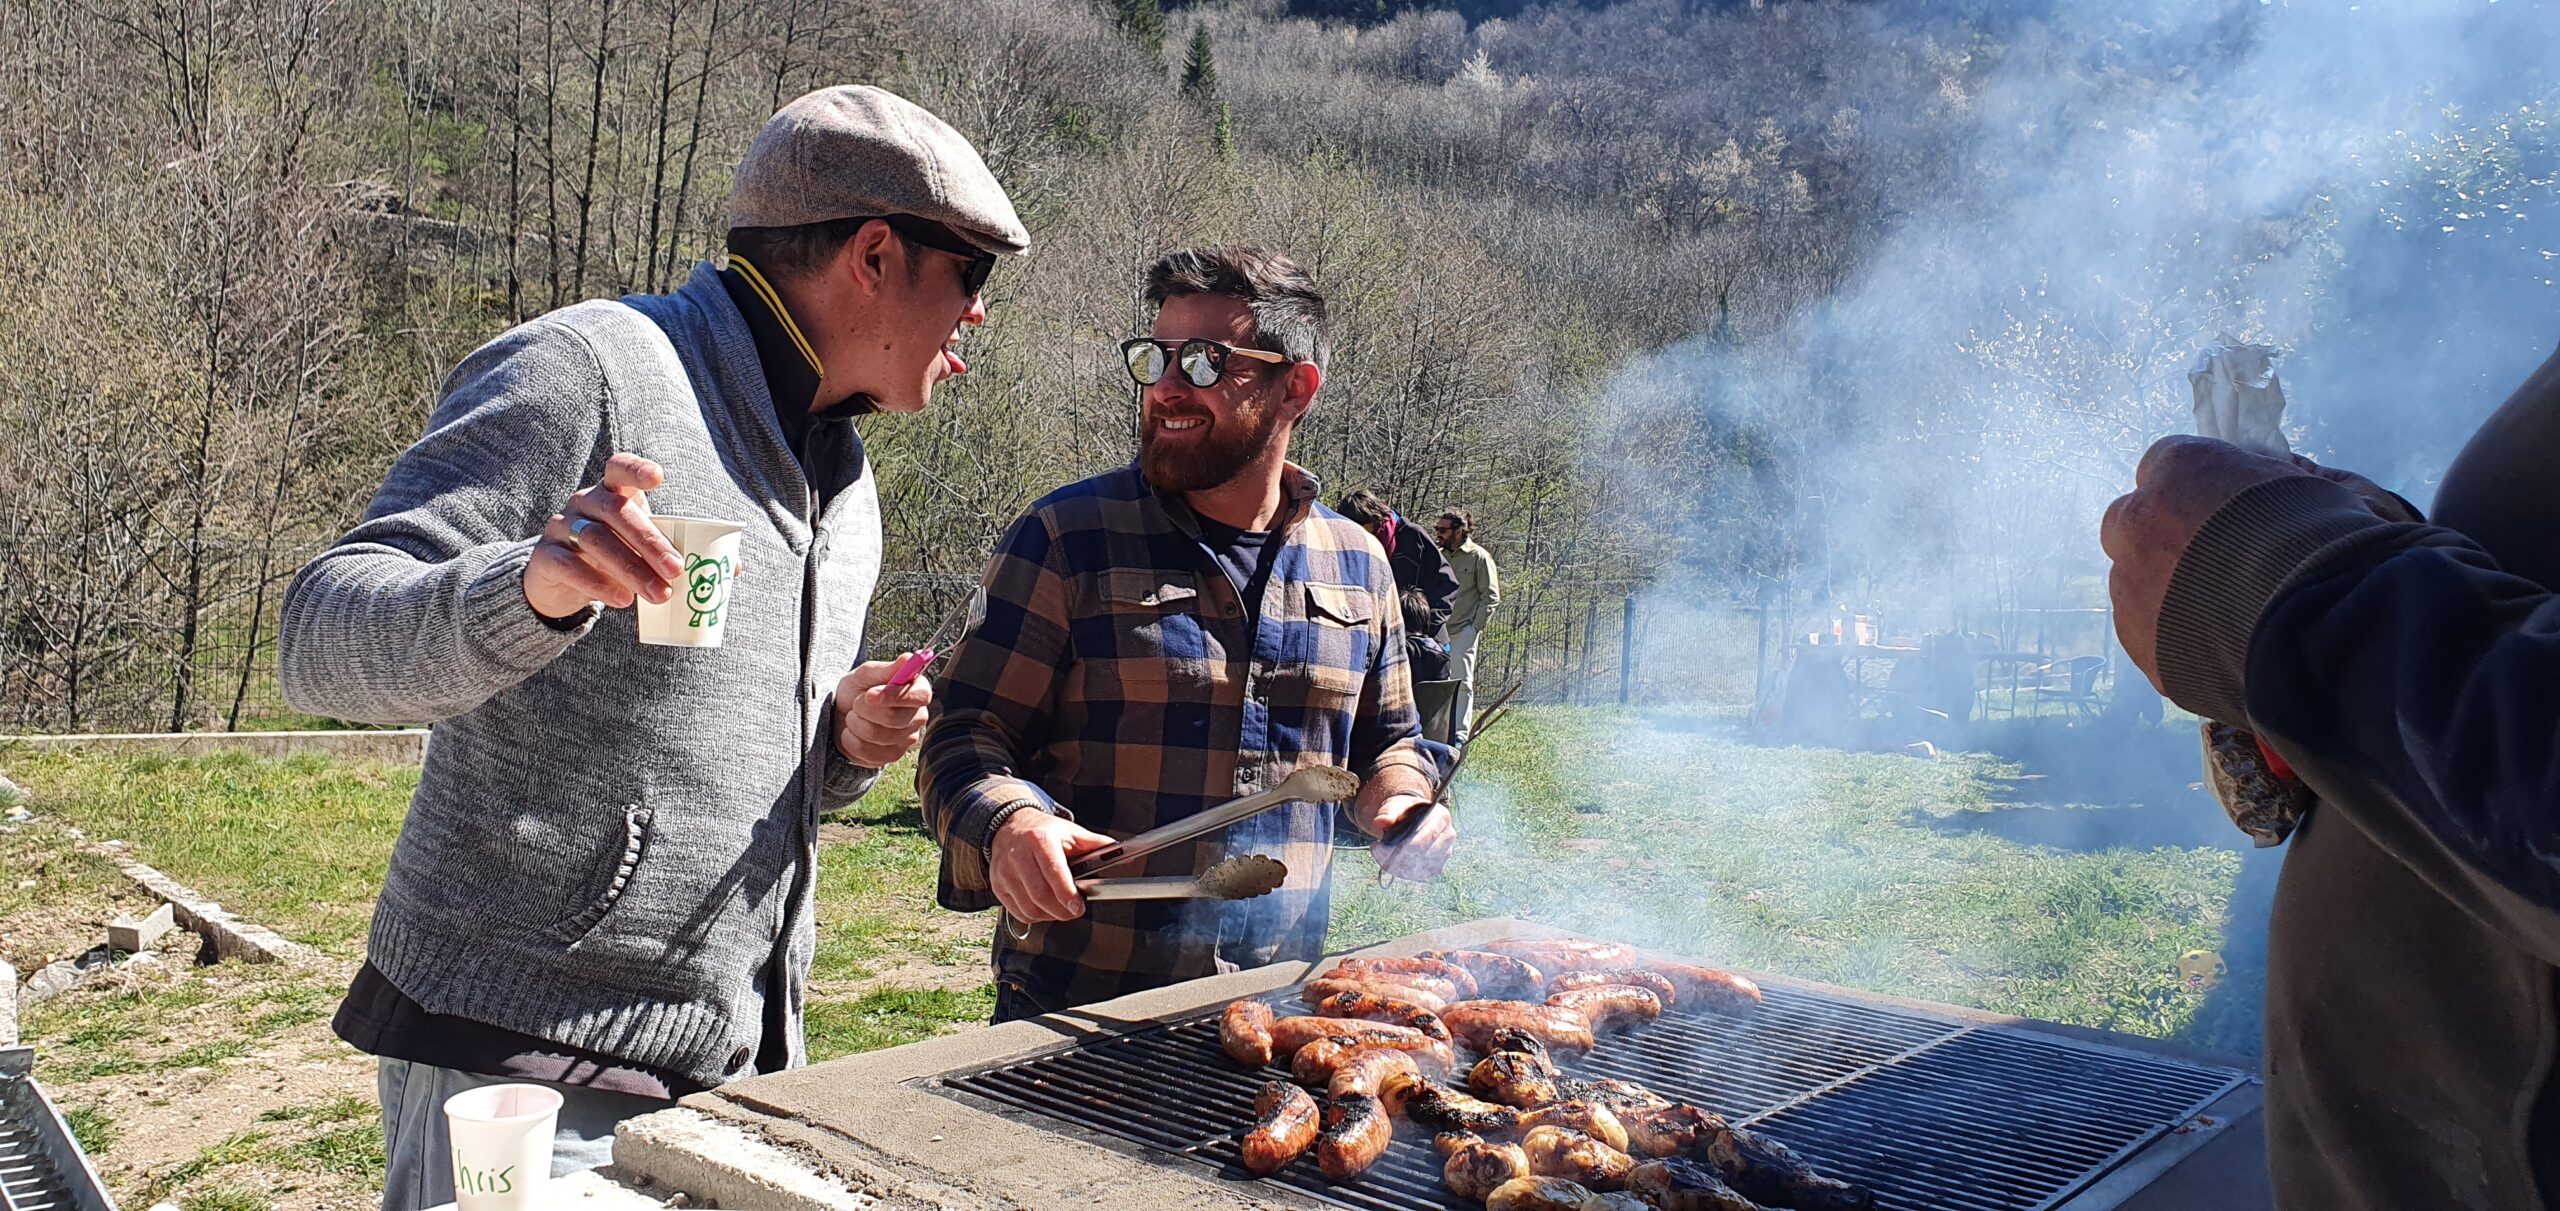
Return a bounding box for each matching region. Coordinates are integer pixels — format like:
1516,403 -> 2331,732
1290,582 -> 1377,701
1089,570 -> 1218,692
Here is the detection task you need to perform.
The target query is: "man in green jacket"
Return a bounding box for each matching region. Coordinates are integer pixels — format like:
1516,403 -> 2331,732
1433,508 -> 1500,744
2103,341 -> 2560,1209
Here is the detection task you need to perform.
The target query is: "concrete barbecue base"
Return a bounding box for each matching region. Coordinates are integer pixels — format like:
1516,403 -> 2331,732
611,918 -> 2272,1210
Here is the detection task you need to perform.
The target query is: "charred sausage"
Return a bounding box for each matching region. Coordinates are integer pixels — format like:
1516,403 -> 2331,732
1523,1125 -> 1636,1190
1470,1049 -> 1561,1108
1240,1080 -> 1319,1175
1555,1077 -> 1670,1114
1317,990 -> 1452,1041
1517,1101 -> 1630,1154
1546,968 -> 1679,1010
1485,1176 -> 1599,1211
1620,1104 -> 1724,1159
1444,1135 -> 1534,1200
1331,956 -> 1480,998
1223,999 -> 1278,1068
1418,948 -> 1549,1000
1327,1045 -> 1424,1099
1302,975 -> 1453,1012
1485,937 -> 1640,971
1643,961 -> 1764,1014
1380,1071 -> 1525,1133
1290,1030 -> 1452,1084
1443,1000 -> 1598,1055
1269,1015 -> 1428,1060
1626,1157 -> 1765,1211
1316,1092 -> 1394,1180
1547,985 -> 1664,1031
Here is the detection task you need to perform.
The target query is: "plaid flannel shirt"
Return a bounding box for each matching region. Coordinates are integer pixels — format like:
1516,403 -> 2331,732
919,461 -> 1433,1012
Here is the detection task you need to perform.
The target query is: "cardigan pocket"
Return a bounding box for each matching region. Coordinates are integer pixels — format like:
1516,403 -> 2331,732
548,804 -> 655,945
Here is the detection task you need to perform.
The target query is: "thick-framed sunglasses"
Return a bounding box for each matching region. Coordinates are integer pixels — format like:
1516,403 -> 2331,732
867,215 -> 996,296
1120,337 -> 1292,388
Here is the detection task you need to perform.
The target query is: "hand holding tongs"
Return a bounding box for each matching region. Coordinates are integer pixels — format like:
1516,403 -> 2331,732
1377,680 -> 1523,886
1069,764 -> 1363,879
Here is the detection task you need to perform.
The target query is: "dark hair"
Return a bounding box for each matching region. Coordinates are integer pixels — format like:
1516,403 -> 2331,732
727,217 -> 941,282
1436,508 -> 1472,532
1337,488 -> 1390,528
1144,245 -> 1330,370
1400,587 -> 1434,633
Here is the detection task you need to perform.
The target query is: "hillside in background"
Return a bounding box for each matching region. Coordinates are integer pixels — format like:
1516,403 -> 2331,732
1,0 -> 2552,731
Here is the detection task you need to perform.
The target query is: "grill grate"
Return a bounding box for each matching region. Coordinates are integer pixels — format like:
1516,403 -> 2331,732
930,983 -> 2247,1211
0,1049 -> 114,1211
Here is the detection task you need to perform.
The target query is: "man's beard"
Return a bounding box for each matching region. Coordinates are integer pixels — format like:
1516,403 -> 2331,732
1140,393 -> 1286,494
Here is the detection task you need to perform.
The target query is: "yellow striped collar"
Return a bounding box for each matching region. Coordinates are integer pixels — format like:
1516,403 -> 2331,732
724,254 -> 824,378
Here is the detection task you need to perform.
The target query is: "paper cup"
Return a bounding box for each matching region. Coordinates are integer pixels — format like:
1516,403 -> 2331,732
636,516 -> 745,647
443,1083 -> 561,1211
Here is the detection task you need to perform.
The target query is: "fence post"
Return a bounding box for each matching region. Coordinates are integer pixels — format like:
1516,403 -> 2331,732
1619,595 -> 1636,706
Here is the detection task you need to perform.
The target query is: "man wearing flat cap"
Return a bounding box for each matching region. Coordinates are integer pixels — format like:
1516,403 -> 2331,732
279,85 -> 1027,1209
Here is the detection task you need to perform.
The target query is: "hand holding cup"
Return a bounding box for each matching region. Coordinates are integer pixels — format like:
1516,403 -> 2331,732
525,453 -> 684,620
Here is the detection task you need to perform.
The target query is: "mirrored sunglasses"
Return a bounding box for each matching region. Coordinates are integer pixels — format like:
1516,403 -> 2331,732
1120,337 -> 1292,388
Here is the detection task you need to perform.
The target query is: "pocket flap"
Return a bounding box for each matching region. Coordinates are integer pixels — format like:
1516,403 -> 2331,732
1305,582 -> 1375,626
1099,569 -> 1199,608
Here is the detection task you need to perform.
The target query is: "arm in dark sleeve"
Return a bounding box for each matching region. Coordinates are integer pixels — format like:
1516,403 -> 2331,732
917,511 -> 1073,909
278,322 -> 609,725
2244,527 -> 2560,963
1401,521 -> 1461,635
1350,562 -> 1435,824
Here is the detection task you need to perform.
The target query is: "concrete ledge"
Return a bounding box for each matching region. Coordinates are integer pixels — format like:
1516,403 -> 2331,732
93,845 -> 316,967
612,1108 -> 891,1210
0,729 -> 427,763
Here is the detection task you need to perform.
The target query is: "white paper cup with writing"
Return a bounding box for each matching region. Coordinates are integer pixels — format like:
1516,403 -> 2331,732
636,516 -> 746,647
443,1083 -> 561,1210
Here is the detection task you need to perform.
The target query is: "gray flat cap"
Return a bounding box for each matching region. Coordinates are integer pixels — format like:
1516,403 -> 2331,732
729,85 -> 1029,256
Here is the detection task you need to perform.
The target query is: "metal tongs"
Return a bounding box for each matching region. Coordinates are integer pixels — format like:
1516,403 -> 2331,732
1069,764 -> 1363,879
1076,853 -> 1290,902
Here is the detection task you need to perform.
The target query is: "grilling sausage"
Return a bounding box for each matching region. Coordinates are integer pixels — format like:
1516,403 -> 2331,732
1380,1071 -> 1524,1133
1316,1092 -> 1394,1180
1547,985 -> 1664,1031
1269,1015 -> 1428,1060
1470,1049 -> 1561,1108
1316,990 -> 1452,1041
1625,1157 -> 1766,1211
1546,968 -> 1679,1010
1554,1077 -> 1669,1114
1518,1101 -> 1630,1154
1289,1028 -> 1452,1082
1443,1000 -> 1597,1055
1443,1133 -> 1534,1200
1702,1122 -> 1874,1211
1326,1045 -> 1424,1099
1643,961 -> 1764,1014
1418,948 -> 1549,1000
1524,1125 -> 1636,1190
1485,937 -> 1640,971
1240,1080 -> 1319,1175
1485,1176 -> 1599,1211
1302,975 -> 1452,1012
1222,999 -> 1278,1068
1330,956 -> 1480,998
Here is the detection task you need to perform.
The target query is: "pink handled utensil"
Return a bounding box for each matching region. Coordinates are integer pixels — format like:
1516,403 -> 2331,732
886,613 -> 961,689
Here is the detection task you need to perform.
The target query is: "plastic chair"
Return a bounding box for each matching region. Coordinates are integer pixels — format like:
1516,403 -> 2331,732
2039,655 -> 2108,720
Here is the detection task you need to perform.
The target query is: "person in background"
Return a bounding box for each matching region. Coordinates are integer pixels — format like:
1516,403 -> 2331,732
1433,507 -> 1501,744
918,245 -> 1456,1021
2100,341 -> 2560,1210
1337,488 -> 1460,644
278,86 -> 1026,1210
1402,587 -> 1453,682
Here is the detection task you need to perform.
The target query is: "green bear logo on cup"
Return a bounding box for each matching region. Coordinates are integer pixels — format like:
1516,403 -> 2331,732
684,552 -> 733,629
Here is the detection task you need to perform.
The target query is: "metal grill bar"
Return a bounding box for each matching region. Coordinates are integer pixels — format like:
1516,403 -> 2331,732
0,1050 -> 113,1211
932,982 -> 2247,1211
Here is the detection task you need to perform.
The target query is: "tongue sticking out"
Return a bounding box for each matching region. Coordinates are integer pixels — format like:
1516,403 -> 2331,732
942,348 -> 967,376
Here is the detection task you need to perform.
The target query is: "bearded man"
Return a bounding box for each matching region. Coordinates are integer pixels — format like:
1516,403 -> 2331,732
919,245 -> 1455,1021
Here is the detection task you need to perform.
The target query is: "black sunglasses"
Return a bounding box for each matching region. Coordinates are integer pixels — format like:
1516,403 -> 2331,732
1121,337 -> 1292,388
868,215 -> 996,296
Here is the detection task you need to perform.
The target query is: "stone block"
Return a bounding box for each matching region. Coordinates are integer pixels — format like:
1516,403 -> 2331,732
108,901 -> 177,953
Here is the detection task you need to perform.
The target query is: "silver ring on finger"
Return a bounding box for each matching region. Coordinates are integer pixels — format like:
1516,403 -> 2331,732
564,516 -> 594,550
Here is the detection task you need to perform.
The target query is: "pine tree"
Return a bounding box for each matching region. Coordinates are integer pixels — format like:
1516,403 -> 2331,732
1181,25 -> 1219,98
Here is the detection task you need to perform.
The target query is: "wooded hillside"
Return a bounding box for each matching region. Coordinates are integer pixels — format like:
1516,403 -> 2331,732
2,0 -> 2550,730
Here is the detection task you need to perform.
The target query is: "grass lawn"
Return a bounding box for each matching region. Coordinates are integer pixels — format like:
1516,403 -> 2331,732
0,710 -> 2259,1203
